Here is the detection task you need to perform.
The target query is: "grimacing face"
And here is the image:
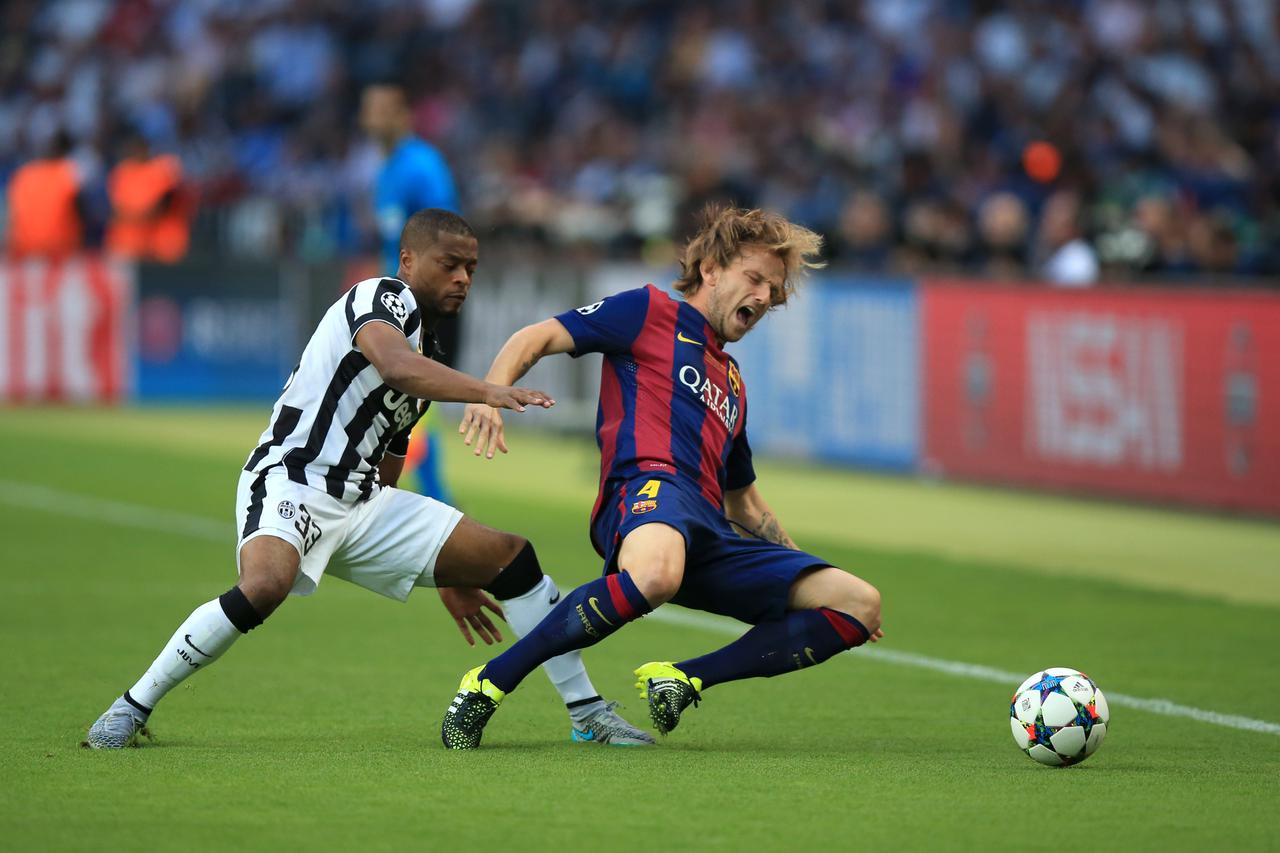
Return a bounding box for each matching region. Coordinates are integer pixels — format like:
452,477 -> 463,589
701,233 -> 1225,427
701,245 -> 785,343
400,232 -> 479,319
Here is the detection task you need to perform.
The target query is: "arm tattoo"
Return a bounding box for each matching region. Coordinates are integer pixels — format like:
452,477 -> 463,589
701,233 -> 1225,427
754,512 -> 793,548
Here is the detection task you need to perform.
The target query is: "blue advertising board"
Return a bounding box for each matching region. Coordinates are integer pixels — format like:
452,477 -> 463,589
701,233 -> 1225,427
731,277 -> 920,471
135,262 -> 296,400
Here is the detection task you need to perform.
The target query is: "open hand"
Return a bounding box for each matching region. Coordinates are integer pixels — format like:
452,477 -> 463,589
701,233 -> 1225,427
460,403 -> 508,459
437,587 -> 505,646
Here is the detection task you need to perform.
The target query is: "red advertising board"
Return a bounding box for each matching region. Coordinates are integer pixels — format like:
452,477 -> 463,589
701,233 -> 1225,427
1,256 -> 132,402
922,281 -> 1280,515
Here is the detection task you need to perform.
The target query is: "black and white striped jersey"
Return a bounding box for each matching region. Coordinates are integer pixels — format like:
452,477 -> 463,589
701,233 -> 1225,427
244,276 -> 433,502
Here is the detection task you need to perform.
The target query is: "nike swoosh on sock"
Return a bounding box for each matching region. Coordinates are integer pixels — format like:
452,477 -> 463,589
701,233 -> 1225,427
184,634 -> 212,657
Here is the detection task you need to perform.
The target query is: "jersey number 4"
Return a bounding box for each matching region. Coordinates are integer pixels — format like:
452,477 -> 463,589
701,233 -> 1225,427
636,479 -> 662,499
294,505 -> 322,555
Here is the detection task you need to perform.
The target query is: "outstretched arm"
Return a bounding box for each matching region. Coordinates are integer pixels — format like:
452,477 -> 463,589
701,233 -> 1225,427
461,319 -> 577,458
723,483 -> 798,550
356,321 -> 553,412
482,318 -> 577,385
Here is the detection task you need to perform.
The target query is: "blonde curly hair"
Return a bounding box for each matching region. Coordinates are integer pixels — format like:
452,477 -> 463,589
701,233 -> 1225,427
675,205 -> 825,307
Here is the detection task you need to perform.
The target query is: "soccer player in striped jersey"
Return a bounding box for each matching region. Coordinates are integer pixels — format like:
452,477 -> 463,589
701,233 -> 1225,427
85,209 -> 651,749
441,206 -> 883,749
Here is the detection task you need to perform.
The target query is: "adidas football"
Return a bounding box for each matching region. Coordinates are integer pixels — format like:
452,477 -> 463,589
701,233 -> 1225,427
1010,667 -> 1109,766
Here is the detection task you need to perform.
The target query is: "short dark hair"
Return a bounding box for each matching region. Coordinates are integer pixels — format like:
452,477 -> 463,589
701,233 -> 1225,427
399,209 -> 475,253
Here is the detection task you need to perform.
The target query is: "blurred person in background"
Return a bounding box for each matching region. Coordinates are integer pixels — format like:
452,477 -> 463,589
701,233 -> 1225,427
1035,190 -> 1099,287
834,190 -> 892,271
934,199 -> 977,271
105,131 -> 194,263
1188,210 -> 1242,275
1131,194 -> 1193,275
894,199 -> 944,274
976,192 -> 1029,281
6,130 -> 87,258
359,80 -> 461,504
359,82 -> 460,273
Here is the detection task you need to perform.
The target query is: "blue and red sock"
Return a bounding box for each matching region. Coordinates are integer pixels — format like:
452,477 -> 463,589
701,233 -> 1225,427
677,608 -> 869,689
481,572 -> 651,693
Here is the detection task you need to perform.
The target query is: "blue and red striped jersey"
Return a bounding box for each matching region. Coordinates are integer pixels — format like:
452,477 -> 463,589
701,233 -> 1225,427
555,284 -> 756,531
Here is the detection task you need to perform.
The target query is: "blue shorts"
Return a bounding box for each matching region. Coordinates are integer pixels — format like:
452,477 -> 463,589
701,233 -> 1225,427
592,474 -> 831,625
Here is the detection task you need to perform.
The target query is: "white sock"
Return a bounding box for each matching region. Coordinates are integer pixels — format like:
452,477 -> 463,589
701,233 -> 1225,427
126,598 -> 243,711
500,575 -> 604,716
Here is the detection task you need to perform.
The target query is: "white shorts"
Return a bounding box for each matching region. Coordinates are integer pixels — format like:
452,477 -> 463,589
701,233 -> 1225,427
234,468 -> 463,601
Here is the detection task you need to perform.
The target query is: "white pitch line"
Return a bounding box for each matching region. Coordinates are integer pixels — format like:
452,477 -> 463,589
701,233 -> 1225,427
0,479 -> 228,542
5,478 -> 1279,737
649,608 -> 1280,736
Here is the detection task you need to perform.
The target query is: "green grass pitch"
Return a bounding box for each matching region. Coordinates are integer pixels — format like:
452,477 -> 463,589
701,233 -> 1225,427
1,407 -> 1278,851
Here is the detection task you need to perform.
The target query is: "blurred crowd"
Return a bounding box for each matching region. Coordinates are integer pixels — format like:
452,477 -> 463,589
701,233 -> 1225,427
2,0 -> 1279,282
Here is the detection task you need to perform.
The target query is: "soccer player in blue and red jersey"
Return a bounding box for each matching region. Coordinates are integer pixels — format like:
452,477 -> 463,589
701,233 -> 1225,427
440,206 -> 883,748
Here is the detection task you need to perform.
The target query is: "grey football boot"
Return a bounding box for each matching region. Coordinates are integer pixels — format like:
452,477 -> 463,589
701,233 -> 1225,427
83,694 -> 151,749
571,701 -> 656,746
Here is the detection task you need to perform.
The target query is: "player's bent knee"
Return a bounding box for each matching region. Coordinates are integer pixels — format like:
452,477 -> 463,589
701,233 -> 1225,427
499,533 -> 528,566
484,539 -> 543,600
238,570 -> 294,616
472,528 -> 527,568
830,575 -> 880,635
433,518 -> 528,588
623,562 -> 682,605
791,567 -> 881,634
616,523 -> 686,605
846,580 -> 882,635
238,535 -> 300,616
